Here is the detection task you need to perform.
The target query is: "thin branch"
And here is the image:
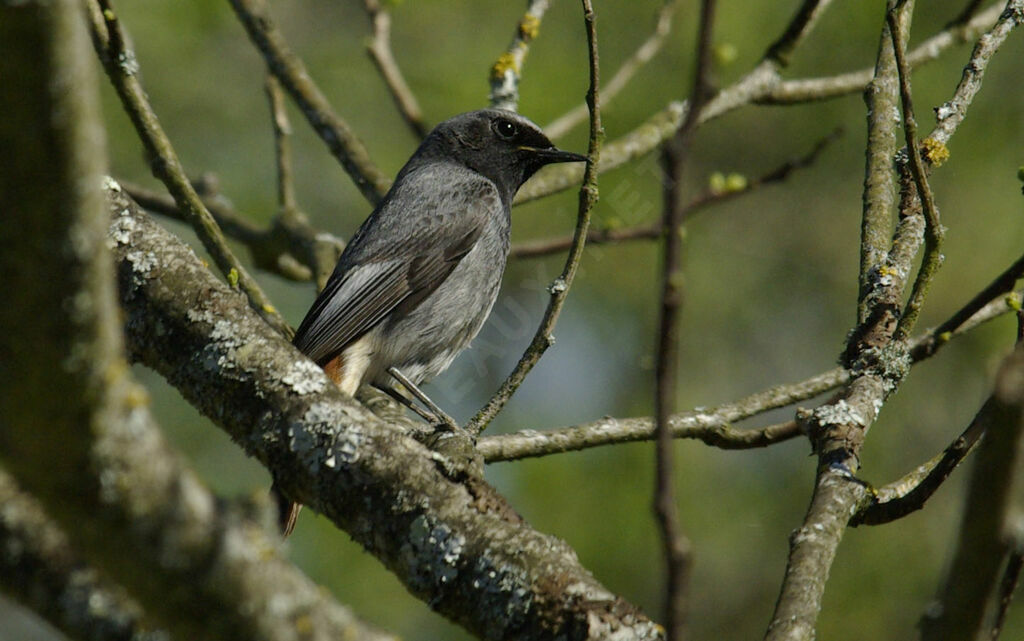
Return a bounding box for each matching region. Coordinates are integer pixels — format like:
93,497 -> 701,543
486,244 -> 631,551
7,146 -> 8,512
545,0 -> 679,139
950,0 -> 989,28
263,75 -> 342,291
266,74 -> 298,214
763,3 -> 1004,105
654,0 -> 716,635
763,0 -> 837,66
851,394 -> 989,526
466,1 -> 603,437
121,180 -> 345,288
121,179 -> 264,243
228,0 -> 390,204
516,3 -> 1002,206
992,545 -> 1023,640
915,256 -> 1024,361
512,222 -> 662,259
928,0 -> 1024,147
920,344 -> 1024,641
857,9 -> 901,324
489,0 -> 551,111
765,5 -> 917,639
479,288 -> 1019,464
363,0 -> 428,139
889,2 -> 945,341
511,127 -> 841,259
518,0 -> 837,204
85,0 -> 291,336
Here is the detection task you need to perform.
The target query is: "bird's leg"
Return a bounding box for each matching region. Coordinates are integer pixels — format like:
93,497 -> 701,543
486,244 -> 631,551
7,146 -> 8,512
387,366 -> 460,432
373,382 -> 438,423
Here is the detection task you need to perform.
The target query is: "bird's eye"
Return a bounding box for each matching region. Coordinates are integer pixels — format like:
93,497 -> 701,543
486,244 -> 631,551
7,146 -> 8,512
493,119 -> 518,140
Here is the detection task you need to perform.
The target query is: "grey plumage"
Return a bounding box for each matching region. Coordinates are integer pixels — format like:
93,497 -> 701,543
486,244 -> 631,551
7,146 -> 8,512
278,109 -> 585,536
292,109 -> 585,396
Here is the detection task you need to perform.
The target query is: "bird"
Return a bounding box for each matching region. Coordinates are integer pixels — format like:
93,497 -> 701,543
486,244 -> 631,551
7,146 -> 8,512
276,109 -> 587,535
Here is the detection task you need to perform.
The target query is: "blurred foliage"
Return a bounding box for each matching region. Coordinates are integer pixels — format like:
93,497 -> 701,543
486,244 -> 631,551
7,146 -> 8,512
28,0 -> 1023,639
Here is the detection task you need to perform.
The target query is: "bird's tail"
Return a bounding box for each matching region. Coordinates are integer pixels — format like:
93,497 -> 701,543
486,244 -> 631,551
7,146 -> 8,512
270,482 -> 301,538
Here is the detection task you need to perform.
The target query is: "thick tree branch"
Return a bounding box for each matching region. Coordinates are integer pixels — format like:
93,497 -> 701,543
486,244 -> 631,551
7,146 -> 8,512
765,5 -> 918,639
0,6 -> 391,639
107,187 -> 662,640
0,469 -> 164,641
857,7 -> 901,324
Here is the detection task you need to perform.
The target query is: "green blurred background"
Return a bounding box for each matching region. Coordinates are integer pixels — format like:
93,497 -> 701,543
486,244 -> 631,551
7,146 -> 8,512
8,1 -> 1024,639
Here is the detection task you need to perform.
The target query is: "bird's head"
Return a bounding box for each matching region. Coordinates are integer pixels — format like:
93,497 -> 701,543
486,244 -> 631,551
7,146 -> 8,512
422,109 -> 587,203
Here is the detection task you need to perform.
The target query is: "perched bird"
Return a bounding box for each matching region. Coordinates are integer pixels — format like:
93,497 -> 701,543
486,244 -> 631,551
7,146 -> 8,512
277,109 -> 586,535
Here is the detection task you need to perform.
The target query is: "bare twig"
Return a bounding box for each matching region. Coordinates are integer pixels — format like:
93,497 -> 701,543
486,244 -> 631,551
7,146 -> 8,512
920,344 -> 1024,641
479,289 -> 1020,464
489,0 -> 551,111
915,256 -> 1024,360
545,0 -> 679,139
517,3 -> 1002,206
852,394 -> 989,526
121,179 -> 265,244
889,2 -> 945,341
85,0 -> 291,336
653,0 -> 716,634
266,75 -> 298,214
928,0 -> 1024,147
263,75 -> 344,291
511,128 -> 841,259
363,0 -> 428,138
480,418 -> 802,463
121,179 -> 344,288
950,0 -> 989,28
992,545 -> 1023,640
466,0 -> 603,437
228,0 -> 390,204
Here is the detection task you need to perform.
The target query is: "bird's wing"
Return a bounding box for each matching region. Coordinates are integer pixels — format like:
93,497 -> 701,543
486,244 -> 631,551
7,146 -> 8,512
292,176 -> 494,365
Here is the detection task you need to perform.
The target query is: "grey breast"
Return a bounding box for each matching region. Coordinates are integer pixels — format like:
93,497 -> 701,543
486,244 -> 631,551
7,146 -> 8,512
365,162 -> 511,386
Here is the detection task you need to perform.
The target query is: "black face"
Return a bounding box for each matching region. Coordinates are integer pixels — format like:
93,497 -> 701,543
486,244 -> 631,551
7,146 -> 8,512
428,109 -> 586,202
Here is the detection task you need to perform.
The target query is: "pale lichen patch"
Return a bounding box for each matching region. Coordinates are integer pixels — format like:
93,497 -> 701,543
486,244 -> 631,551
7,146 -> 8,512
281,359 -> 326,395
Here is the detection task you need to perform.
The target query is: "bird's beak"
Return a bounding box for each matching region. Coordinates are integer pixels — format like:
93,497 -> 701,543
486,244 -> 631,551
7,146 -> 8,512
520,145 -> 588,164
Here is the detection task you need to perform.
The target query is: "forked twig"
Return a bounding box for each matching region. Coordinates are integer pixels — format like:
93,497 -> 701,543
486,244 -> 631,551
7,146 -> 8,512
85,0 -> 290,336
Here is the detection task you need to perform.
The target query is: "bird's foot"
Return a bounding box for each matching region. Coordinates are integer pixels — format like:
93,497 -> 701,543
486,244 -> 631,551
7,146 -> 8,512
386,367 -> 460,432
